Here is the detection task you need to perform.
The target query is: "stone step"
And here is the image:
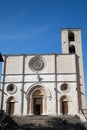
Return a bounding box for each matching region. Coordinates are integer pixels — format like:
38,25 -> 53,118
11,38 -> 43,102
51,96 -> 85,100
1,115 -> 85,130
12,115 -> 81,125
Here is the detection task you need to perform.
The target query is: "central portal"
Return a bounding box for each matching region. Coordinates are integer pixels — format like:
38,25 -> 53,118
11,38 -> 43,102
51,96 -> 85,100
33,98 -> 42,115
28,86 -> 47,115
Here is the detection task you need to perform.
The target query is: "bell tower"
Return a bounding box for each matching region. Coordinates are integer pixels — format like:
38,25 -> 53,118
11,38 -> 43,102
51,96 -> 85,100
61,28 -> 86,109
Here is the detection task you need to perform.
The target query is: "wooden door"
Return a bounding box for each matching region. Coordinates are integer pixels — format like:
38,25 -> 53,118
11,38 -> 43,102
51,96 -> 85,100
62,101 -> 68,115
33,98 -> 42,115
8,102 -> 14,116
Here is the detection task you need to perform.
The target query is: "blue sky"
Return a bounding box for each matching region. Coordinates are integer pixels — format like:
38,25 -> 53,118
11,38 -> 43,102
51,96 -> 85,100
0,0 -> 87,101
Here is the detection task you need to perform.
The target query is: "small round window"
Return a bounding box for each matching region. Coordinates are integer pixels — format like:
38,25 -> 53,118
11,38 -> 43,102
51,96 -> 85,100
7,84 -> 17,94
61,83 -> 69,93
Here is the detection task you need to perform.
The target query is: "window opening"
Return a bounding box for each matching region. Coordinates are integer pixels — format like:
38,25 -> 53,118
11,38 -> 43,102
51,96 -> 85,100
69,45 -> 75,54
68,32 -> 75,41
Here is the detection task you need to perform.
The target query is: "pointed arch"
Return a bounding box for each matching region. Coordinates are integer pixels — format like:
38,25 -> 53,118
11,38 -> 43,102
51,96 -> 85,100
26,84 -> 52,99
26,84 -> 51,115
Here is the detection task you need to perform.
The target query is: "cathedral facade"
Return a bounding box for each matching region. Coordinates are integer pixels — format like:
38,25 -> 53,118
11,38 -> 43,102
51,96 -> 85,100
0,28 -> 86,117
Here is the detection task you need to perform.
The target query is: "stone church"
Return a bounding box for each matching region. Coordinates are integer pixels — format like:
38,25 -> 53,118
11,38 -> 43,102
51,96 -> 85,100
0,28 -> 86,118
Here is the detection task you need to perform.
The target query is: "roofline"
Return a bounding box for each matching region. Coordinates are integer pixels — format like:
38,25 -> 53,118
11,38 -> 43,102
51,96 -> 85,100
2,53 -> 76,57
61,28 -> 82,31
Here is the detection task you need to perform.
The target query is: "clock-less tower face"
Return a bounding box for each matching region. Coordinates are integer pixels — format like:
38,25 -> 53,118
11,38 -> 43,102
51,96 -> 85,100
29,56 -> 45,71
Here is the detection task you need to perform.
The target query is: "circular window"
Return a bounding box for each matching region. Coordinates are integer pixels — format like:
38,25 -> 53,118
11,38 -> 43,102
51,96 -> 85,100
61,83 -> 69,93
29,56 -> 45,71
7,84 -> 17,94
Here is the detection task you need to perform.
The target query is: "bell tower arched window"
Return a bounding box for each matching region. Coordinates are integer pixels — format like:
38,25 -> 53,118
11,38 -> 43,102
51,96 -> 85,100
69,45 -> 75,54
68,32 -> 75,41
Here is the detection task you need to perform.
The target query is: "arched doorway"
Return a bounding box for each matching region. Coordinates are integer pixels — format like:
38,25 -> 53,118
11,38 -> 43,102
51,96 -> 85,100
60,96 -> 68,115
6,96 -> 16,116
27,85 -> 47,115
